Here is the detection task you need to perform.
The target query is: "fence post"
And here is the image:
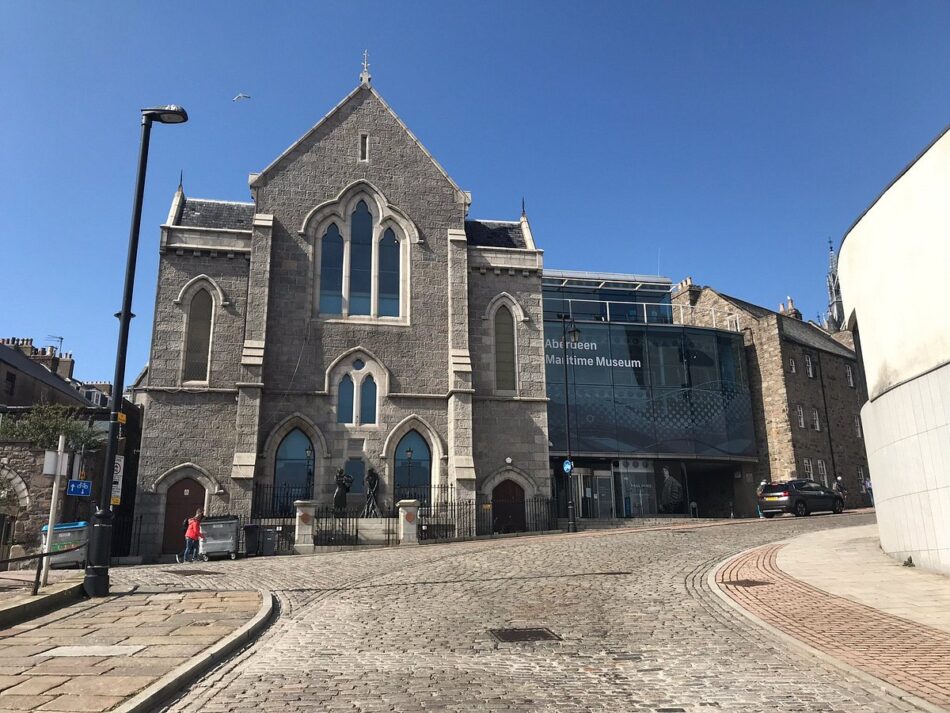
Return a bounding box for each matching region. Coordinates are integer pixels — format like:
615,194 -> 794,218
397,499 -> 420,545
294,500 -> 316,553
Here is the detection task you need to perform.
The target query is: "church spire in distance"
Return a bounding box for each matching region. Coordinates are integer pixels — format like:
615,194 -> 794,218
825,238 -> 844,332
360,50 -> 372,86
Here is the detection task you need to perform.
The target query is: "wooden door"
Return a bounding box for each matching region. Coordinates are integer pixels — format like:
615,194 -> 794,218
492,479 -> 526,533
162,478 -> 205,554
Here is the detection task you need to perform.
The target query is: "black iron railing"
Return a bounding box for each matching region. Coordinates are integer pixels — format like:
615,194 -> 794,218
252,482 -> 312,518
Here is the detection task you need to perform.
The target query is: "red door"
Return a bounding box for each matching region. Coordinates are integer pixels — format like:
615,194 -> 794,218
492,480 -> 526,533
162,478 -> 205,554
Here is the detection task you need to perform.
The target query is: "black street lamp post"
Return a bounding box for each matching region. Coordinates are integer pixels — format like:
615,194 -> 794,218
84,105 -> 188,598
405,448 -> 413,499
305,445 -> 314,495
561,315 -> 580,533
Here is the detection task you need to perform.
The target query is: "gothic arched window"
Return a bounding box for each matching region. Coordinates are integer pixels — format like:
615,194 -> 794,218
183,289 -> 213,382
337,374 -> 354,424
320,223 -> 343,314
394,430 -> 431,497
349,201 -> 373,315
360,375 -> 377,425
319,223 -> 344,315
311,190 -> 407,321
274,429 -> 314,490
378,228 -> 400,317
494,305 -> 516,392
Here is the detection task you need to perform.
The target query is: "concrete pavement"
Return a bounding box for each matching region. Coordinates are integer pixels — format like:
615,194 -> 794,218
0,585 -> 264,712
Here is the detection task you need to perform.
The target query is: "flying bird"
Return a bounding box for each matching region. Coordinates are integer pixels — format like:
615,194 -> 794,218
232,93 -> 251,102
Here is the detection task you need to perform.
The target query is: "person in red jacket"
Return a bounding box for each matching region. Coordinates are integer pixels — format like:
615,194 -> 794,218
177,508 -> 205,563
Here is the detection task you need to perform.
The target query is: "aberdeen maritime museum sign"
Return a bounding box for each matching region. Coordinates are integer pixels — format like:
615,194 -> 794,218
544,334 -> 643,369
544,338 -> 643,370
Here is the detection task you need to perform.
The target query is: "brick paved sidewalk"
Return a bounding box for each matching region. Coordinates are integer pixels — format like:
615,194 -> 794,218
0,586 -> 261,712
717,540 -> 950,711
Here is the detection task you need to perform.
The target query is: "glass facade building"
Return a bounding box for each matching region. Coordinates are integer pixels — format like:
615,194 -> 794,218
543,270 -> 757,520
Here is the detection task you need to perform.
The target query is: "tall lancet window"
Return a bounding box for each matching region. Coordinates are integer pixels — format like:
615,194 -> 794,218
494,306 -> 516,392
360,375 -> 377,425
337,374 -> 355,424
183,289 -> 213,382
319,223 -> 344,315
378,228 -> 400,317
349,201 -> 373,315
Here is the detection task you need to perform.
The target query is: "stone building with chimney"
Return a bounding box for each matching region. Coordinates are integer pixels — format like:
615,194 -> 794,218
672,281 -> 870,506
134,71 -> 550,557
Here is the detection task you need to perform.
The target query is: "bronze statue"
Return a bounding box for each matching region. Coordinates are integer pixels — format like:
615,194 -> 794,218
333,468 -> 353,515
361,467 -> 380,517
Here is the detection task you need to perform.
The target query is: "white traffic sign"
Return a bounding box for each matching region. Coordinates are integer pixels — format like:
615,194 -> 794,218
111,455 -> 124,506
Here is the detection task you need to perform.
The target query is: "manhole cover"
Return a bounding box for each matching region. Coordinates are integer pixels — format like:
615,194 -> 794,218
162,569 -> 218,576
729,579 -> 771,588
490,627 -> 561,643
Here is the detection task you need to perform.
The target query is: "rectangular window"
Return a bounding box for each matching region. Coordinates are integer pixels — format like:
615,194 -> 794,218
858,465 -> 867,491
817,459 -> 827,485
4,372 -> 16,396
359,133 -> 369,162
803,458 -> 813,478
796,405 -> 805,429
846,364 -> 854,388
789,357 -> 796,374
854,415 -> 863,439
805,354 -> 814,378
345,458 -> 366,494
812,408 -> 821,432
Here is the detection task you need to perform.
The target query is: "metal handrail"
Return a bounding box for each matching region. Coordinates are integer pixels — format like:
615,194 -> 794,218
545,298 -> 742,331
0,543 -> 87,596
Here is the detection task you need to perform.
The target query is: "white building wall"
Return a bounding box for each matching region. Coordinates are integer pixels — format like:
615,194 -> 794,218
839,126 -> 950,574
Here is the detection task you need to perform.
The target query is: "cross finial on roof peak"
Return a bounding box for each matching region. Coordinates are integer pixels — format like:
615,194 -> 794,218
360,50 -> 371,86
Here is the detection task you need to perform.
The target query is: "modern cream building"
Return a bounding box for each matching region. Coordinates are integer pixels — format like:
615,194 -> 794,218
839,125 -> 950,574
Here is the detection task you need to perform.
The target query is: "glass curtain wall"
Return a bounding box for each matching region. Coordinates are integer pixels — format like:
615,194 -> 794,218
545,322 -> 755,458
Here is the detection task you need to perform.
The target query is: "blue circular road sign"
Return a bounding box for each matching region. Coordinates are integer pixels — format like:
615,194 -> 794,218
562,459 -> 573,474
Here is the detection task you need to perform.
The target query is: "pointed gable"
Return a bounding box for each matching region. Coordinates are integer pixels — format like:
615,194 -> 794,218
250,84 -> 467,205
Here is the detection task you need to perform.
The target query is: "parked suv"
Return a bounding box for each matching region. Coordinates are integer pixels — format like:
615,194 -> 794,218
758,480 -> 844,518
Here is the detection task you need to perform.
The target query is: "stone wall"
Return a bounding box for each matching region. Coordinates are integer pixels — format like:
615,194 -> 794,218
0,442 -> 55,564
672,285 -> 870,506
467,255 -> 550,496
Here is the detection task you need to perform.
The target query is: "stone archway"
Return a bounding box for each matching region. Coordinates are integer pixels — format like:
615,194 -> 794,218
0,466 -> 30,516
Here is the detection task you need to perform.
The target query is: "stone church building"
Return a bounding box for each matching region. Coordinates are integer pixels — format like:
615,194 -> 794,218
135,71 -> 550,556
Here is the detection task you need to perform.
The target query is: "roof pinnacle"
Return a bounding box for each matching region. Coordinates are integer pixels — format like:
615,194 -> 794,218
360,50 -> 371,86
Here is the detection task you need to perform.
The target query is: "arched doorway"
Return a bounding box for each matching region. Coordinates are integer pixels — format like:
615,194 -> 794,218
162,478 -> 206,554
272,428 -> 314,515
492,479 -> 526,533
394,430 -> 431,502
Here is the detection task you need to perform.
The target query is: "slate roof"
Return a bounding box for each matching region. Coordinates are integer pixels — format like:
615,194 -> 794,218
464,220 -> 526,249
716,291 -> 854,359
779,316 -> 855,359
178,199 -> 255,231
0,345 -> 91,406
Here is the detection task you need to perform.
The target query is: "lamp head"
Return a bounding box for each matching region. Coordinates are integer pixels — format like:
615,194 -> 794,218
405,448 -> 413,460
142,105 -> 189,124
568,321 -> 581,344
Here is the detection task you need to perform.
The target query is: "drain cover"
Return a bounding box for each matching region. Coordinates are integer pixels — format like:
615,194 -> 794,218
163,569 -> 218,576
728,579 -> 771,588
490,627 -> 561,643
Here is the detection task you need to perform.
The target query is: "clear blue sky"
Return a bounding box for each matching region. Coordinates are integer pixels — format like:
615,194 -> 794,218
3,1 -> 949,383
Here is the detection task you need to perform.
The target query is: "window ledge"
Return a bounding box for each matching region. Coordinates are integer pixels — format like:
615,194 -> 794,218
318,317 -> 409,327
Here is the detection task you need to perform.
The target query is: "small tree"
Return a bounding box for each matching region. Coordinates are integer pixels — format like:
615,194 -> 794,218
0,404 -> 104,452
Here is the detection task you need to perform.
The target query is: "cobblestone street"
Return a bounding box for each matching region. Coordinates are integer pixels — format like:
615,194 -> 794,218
110,513 -> 912,712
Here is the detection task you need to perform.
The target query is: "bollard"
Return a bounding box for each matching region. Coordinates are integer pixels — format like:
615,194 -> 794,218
294,500 -> 316,548
397,499 -> 420,545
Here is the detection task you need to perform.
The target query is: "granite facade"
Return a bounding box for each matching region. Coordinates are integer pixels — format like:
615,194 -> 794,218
135,81 -> 550,557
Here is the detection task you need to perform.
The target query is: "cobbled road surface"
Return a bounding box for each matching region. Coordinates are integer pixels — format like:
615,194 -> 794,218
114,513 -> 906,712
